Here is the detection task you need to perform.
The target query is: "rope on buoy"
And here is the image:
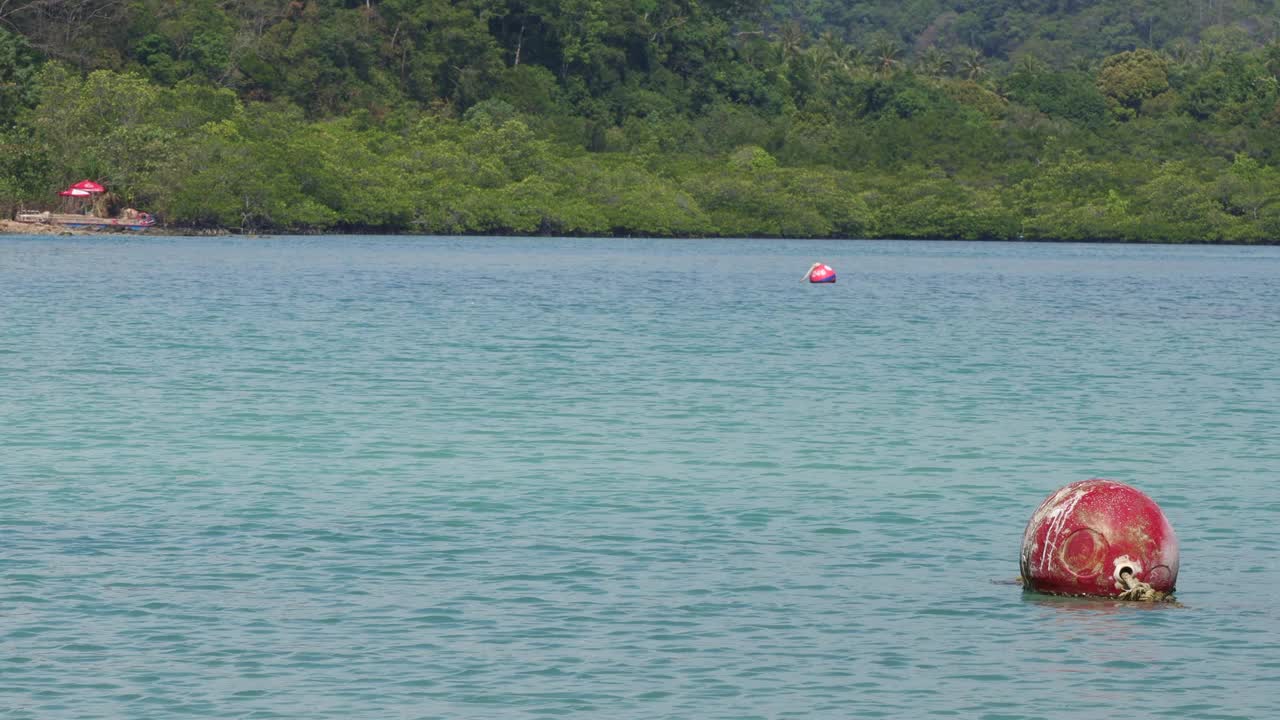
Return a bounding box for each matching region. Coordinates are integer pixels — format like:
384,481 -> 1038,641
1116,568 -> 1175,603
1007,574 -> 1182,605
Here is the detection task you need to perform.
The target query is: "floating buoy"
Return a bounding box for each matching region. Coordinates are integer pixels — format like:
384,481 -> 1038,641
807,262 -> 836,283
1020,479 -> 1178,601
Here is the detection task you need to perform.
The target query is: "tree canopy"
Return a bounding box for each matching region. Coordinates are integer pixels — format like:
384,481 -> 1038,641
2,0 -> 1280,242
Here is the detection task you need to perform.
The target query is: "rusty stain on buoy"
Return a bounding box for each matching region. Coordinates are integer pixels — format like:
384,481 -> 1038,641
1020,479 -> 1178,600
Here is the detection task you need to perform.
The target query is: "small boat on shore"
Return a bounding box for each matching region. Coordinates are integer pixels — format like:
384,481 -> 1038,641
16,210 -> 156,231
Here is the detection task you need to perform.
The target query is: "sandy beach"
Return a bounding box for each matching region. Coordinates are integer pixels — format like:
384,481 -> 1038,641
1,218 -> 127,235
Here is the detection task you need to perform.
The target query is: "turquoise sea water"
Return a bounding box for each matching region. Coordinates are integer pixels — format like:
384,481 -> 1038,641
2,234 -> 1279,719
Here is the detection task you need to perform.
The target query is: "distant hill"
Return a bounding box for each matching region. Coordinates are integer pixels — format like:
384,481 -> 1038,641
4,1 -> 1280,241
767,0 -> 1280,65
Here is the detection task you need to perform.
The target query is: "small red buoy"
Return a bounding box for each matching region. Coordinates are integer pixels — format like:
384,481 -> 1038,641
1020,479 -> 1178,598
807,262 -> 836,283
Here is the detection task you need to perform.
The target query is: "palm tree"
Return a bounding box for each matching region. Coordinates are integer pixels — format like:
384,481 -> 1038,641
871,37 -> 901,77
1011,54 -> 1045,76
915,46 -> 952,78
805,46 -> 835,84
810,30 -> 865,81
1263,41 -> 1280,79
959,48 -> 987,81
813,31 -> 846,74
776,21 -> 806,67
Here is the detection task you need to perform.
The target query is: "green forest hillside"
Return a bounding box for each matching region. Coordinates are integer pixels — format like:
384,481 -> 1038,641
3,0 -> 1280,241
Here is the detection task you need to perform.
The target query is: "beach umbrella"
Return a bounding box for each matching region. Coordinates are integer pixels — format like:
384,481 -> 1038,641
69,179 -> 106,193
59,188 -> 93,197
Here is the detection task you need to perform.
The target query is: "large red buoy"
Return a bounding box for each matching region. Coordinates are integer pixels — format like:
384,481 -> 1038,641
1020,479 -> 1178,599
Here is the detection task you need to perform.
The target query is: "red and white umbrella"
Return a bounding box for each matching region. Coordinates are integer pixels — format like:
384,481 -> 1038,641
69,179 -> 106,193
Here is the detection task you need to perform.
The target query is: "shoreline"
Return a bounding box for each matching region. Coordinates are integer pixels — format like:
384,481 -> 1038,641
0,219 -> 102,236
2,219 -> 1278,245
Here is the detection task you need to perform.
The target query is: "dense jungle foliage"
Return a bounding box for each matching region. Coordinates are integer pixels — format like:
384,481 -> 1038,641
3,0 -> 1280,241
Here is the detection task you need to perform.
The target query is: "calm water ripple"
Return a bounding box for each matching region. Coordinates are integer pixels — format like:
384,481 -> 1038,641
2,235 -> 1279,718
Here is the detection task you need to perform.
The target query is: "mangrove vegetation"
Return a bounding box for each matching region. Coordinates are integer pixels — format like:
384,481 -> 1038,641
3,0 -> 1280,241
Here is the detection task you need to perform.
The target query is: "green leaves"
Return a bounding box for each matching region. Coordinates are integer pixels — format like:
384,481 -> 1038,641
1131,161 -> 1233,242
31,66 -> 175,194
1004,68 -> 1107,127
7,2 -> 1280,245
1096,49 -> 1171,120
157,110 -> 338,231
0,28 -> 42,125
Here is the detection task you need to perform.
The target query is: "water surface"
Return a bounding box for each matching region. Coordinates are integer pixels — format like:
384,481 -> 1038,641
2,235 -> 1278,718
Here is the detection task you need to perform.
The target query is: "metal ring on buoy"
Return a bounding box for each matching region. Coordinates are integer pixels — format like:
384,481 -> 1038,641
1019,479 -> 1179,601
